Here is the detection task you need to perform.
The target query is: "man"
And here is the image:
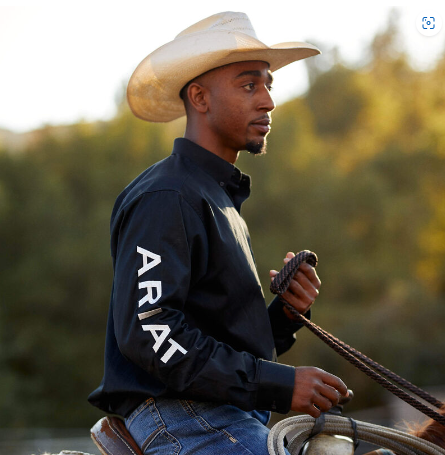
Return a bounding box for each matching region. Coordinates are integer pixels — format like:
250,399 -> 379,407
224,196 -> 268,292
89,11 -> 348,455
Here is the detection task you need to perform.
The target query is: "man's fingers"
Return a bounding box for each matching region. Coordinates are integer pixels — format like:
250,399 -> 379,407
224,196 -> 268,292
278,254 -> 321,292
313,395 -> 335,413
322,385 -> 342,407
282,289 -> 313,314
296,269 -> 319,291
297,263 -> 321,289
287,272 -> 319,300
282,259 -> 321,290
323,373 -> 349,397
292,367 -> 348,415
285,251 -> 295,260
307,404 -> 322,419
271,254 -> 322,316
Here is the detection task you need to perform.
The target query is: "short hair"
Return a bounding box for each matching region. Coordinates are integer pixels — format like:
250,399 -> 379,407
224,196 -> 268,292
179,78 -> 195,102
179,64 -> 226,101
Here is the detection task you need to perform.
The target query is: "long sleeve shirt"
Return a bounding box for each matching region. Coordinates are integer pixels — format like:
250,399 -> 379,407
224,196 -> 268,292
88,138 -> 306,418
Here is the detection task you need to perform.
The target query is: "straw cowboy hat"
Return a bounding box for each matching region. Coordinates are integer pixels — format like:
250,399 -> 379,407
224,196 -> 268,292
127,11 -> 321,123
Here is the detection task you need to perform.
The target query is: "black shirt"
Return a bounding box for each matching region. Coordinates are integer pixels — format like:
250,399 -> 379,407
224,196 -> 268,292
88,138 -> 305,417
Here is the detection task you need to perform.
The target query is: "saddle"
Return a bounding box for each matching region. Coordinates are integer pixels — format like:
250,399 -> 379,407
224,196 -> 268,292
90,416 -> 143,455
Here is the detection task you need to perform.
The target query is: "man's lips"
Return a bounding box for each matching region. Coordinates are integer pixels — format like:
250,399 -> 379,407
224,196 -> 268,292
250,118 -> 271,134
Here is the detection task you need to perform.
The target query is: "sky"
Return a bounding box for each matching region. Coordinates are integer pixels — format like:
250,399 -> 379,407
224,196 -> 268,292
1,1 -> 445,133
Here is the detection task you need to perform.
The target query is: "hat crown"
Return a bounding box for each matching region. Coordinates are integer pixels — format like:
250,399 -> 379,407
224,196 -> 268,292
175,11 -> 259,40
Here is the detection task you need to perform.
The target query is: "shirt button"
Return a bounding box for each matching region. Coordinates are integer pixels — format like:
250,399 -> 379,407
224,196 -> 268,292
220,182 -> 225,186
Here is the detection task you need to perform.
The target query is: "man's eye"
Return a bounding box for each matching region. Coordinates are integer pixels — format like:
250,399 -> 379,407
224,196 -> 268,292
267,85 -> 274,92
243,83 -> 255,91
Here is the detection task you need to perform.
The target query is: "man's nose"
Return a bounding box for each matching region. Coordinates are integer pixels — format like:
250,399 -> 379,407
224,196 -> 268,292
259,86 -> 276,112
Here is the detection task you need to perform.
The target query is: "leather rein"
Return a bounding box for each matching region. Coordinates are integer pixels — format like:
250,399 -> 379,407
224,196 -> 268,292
270,250 -> 445,426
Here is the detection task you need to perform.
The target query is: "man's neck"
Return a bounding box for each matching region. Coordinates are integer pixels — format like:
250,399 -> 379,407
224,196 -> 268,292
183,130 -> 239,164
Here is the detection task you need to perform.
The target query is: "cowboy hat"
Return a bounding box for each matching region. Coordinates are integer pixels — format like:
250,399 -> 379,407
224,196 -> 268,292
127,11 -> 321,123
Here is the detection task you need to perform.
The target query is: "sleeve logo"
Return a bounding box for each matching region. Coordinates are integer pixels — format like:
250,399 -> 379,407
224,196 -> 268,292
136,246 -> 187,363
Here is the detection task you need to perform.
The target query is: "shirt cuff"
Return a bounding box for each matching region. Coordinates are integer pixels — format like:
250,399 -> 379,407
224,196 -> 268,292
255,359 -> 295,414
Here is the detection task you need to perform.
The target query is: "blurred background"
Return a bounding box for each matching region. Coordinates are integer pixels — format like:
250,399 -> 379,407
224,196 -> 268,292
1,2 -> 445,454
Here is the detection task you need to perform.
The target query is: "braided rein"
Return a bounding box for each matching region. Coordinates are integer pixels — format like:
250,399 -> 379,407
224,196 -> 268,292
270,250 -> 445,426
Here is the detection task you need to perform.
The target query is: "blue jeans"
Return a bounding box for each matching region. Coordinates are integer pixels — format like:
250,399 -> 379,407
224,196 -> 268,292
125,397 -> 287,455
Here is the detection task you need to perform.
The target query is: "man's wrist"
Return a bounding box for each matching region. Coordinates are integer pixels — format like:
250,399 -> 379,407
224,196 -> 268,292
269,296 -> 309,330
283,303 -> 300,320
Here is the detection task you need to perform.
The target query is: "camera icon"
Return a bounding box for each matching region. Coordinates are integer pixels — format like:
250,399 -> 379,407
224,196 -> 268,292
422,17 -> 435,30
417,11 -> 442,36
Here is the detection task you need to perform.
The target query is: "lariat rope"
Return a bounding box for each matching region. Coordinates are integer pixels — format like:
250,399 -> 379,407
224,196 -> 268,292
267,414 -> 445,455
270,250 -> 445,426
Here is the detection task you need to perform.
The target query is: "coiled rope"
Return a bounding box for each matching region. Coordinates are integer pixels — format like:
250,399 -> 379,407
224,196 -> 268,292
269,250 -> 445,426
267,414 -> 445,455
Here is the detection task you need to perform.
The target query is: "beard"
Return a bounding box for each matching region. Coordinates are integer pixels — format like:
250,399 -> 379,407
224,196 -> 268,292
245,137 -> 267,156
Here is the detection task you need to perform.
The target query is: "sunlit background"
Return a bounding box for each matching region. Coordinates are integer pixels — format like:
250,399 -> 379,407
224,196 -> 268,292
1,2 -> 445,454
2,2 -> 445,133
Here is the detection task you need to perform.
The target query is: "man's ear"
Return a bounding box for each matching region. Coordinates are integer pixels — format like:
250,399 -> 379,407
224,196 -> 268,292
186,82 -> 209,114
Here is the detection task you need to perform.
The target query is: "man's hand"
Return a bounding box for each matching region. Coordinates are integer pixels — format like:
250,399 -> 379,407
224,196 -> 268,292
269,252 -> 321,317
291,367 -> 348,417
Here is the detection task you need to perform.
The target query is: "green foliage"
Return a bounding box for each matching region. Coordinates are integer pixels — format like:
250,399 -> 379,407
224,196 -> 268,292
306,65 -> 367,136
1,18 -> 445,426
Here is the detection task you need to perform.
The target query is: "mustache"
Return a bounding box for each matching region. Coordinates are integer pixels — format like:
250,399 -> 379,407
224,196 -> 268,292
250,115 -> 272,125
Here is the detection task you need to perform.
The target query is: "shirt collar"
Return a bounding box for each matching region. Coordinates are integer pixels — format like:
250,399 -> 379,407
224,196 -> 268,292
172,138 -> 234,185
171,138 -> 251,212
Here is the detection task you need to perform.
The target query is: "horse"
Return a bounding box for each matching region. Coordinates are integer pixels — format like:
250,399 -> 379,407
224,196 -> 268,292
363,404 -> 445,455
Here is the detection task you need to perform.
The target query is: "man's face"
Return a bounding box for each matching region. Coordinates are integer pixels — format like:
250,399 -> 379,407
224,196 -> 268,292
201,60 -> 275,156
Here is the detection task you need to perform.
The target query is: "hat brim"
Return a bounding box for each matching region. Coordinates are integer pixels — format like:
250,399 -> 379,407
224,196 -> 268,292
127,29 -> 321,122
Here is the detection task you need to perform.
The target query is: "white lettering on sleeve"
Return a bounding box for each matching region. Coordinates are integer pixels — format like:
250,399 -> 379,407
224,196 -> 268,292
142,324 -> 171,352
138,281 -> 162,306
135,246 -> 187,364
161,339 -> 188,364
137,246 -> 161,277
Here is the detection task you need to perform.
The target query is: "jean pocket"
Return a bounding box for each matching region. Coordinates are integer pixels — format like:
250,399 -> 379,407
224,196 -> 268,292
141,426 -> 181,454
